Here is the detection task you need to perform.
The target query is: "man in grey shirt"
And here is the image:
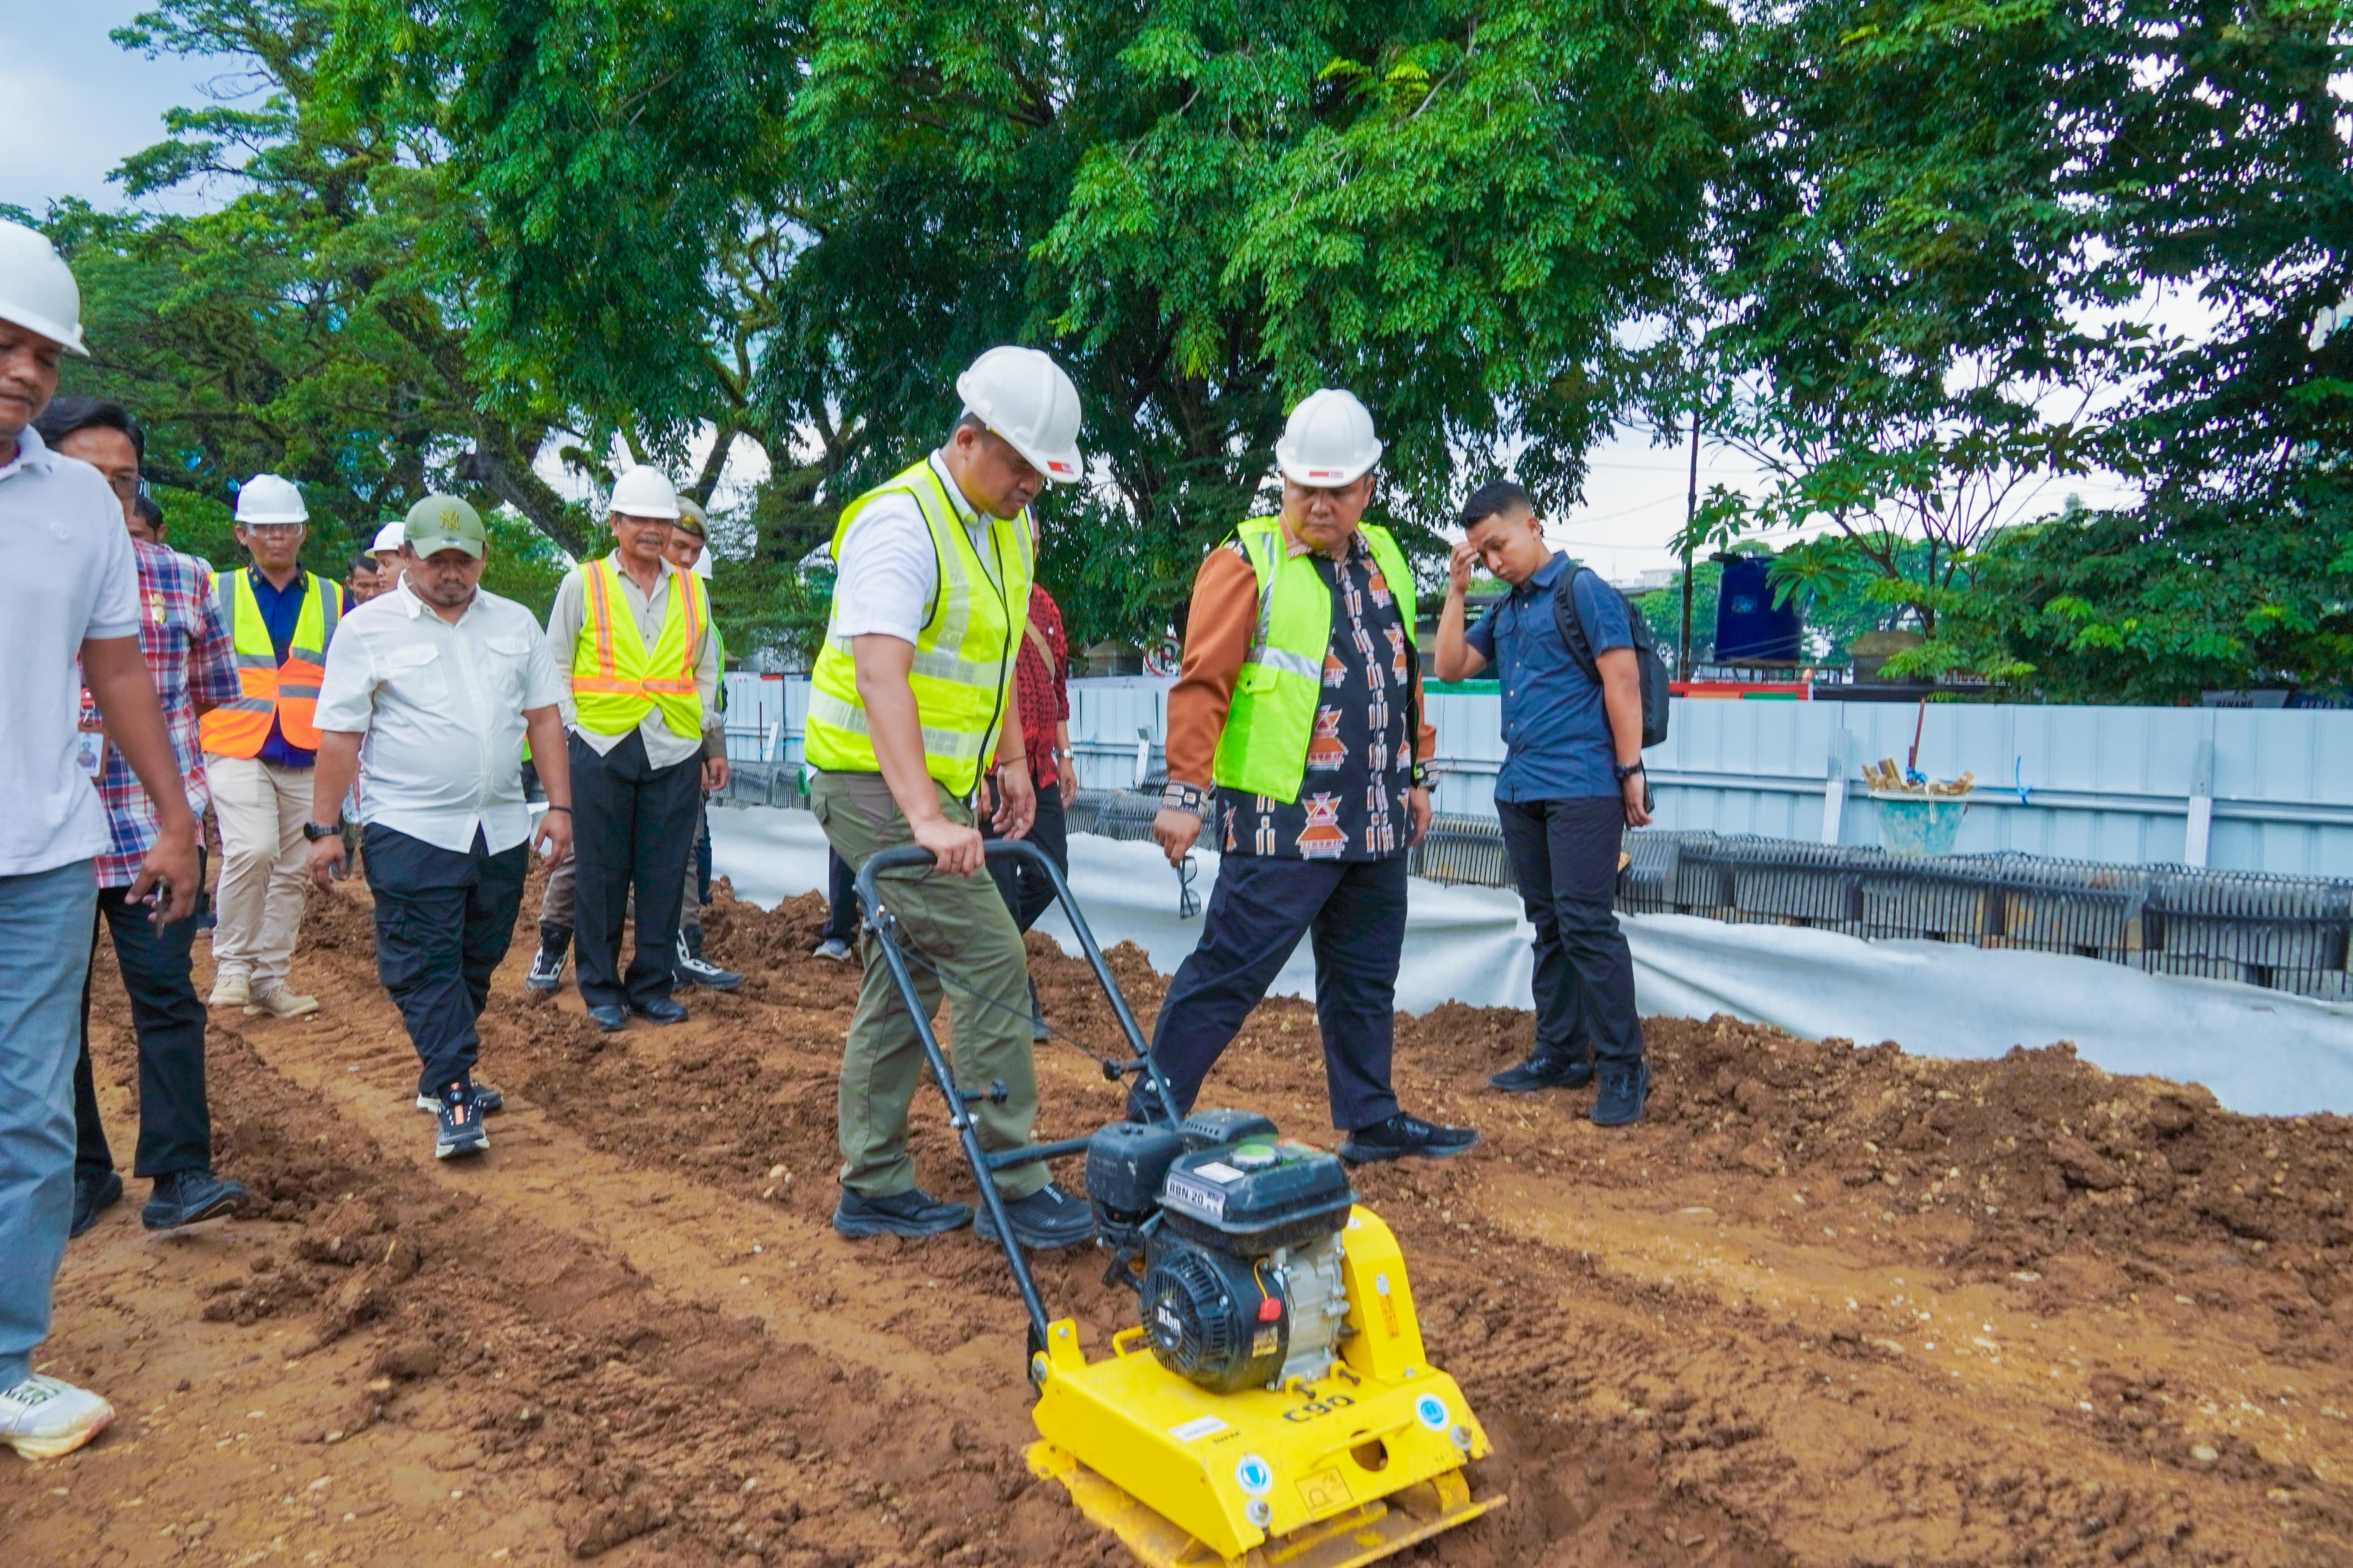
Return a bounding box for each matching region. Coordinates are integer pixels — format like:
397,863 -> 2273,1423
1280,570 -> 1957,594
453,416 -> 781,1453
543,468 -> 727,1031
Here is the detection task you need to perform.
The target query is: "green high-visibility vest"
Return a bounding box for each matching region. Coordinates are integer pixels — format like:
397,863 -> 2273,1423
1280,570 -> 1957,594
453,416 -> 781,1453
1212,517 -> 1419,805
804,457 -> 1034,798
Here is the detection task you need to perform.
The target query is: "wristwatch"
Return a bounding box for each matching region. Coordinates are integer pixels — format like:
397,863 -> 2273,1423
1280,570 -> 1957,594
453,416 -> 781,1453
301,820 -> 342,842
1613,760 -> 1645,783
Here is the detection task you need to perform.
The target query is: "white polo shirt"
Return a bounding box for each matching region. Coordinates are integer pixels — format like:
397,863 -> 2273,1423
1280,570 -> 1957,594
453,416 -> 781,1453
0,425 -> 140,876
314,580 -> 565,854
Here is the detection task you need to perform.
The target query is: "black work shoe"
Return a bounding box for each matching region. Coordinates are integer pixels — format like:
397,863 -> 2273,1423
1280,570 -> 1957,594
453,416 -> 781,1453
976,1182 -> 1095,1251
1591,1060 -> 1652,1128
141,1169 -> 251,1231
1489,1051 -> 1596,1093
833,1186 -> 972,1239
524,940 -> 568,994
631,996 -> 689,1026
70,1170 -> 122,1239
1339,1113 -> 1480,1165
674,929 -> 742,992
587,1004 -> 628,1033
434,1086 -> 490,1159
1028,977 -> 1048,1043
416,1083 -> 503,1115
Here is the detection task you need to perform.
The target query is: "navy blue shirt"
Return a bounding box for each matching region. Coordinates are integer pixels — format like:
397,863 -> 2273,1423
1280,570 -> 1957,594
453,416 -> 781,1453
248,567 -> 317,768
1466,552 -> 1630,802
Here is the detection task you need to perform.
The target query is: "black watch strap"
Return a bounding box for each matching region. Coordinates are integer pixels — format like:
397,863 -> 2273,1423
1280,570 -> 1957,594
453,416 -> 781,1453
301,820 -> 342,841
1613,759 -> 1645,783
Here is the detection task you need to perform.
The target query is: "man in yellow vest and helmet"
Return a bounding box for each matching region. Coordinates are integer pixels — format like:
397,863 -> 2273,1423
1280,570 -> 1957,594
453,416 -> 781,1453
200,472 -> 344,1020
808,344 -> 1093,1251
545,466 -> 728,1033
1139,389 -> 1477,1163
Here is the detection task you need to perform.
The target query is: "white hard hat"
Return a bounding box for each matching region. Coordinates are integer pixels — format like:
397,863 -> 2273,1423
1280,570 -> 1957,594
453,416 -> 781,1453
0,220 -> 89,357
955,345 -> 1083,484
610,465 -> 681,520
235,473 -> 309,525
370,521 -> 406,552
689,546 -> 712,580
1275,388 -> 1383,487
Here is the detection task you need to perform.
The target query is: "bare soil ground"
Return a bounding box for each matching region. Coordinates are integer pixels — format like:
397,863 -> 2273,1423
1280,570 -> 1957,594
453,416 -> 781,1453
8,869 -> 2353,1568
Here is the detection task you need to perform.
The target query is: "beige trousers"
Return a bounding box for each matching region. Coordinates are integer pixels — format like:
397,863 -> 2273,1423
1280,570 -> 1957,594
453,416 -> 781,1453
206,753 -> 315,992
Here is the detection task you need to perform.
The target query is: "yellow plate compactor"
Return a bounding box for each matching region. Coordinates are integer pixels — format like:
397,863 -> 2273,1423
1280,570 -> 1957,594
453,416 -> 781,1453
859,843 -> 1503,1568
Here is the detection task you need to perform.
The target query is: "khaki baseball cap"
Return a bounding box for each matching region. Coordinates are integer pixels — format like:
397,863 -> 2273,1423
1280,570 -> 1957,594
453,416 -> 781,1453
402,495 -> 487,559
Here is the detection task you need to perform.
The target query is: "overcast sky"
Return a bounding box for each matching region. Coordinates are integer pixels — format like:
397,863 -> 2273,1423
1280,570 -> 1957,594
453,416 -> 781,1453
11,7 -> 2136,583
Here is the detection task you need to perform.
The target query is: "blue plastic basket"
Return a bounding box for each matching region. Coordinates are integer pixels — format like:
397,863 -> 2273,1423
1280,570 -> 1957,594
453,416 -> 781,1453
1871,791 -> 1969,857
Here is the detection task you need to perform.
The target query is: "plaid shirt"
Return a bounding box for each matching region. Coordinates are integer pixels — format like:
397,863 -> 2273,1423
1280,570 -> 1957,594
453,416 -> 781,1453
1012,584 -> 1070,787
92,542 -> 238,887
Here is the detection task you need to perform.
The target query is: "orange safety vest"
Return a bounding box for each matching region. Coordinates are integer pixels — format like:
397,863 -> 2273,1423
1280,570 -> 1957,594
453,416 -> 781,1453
197,568 -> 344,758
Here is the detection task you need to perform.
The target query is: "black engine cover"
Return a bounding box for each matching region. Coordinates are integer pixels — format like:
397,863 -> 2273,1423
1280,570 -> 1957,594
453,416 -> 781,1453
1084,1120 -> 1187,1226
1142,1233 -> 1287,1393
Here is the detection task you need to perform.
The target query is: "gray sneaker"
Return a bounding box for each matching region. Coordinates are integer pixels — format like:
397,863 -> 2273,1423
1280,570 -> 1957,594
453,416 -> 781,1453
811,937 -> 854,963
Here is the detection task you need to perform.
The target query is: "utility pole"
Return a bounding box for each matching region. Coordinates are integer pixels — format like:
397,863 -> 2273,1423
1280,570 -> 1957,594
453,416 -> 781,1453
1678,412 -> 1700,681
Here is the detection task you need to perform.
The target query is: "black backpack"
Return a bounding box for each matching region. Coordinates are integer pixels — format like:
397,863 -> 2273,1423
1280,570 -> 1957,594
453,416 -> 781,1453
1552,565 -> 1672,749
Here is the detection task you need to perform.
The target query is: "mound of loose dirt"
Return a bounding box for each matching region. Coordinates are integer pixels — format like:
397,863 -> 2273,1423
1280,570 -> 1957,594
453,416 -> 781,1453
14,870 -> 2353,1567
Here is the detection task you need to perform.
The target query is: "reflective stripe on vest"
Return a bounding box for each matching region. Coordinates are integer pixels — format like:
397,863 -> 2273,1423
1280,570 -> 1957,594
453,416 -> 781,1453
196,568 -> 343,758
569,556 -> 707,739
803,457 -> 1034,798
1210,517 -> 1419,805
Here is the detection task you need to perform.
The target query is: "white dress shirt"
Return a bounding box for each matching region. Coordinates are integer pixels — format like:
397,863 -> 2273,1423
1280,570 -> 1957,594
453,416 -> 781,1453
544,554 -> 724,770
0,425 -> 140,875
314,580 -> 565,854
831,450 -> 1007,643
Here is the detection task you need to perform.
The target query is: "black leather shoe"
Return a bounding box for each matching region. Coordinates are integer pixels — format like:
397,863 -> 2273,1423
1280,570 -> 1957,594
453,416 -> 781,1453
833,1186 -> 972,1239
1339,1113 -> 1480,1165
976,1182 -> 1096,1251
1489,1051 -> 1596,1093
588,1004 -> 629,1033
142,1169 -> 250,1231
631,997 -> 689,1026
70,1170 -> 122,1239
1591,1059 -> 1652,1127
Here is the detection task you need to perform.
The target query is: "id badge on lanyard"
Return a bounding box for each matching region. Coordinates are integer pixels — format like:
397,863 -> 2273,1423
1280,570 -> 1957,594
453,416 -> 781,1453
76,686 -> 109,781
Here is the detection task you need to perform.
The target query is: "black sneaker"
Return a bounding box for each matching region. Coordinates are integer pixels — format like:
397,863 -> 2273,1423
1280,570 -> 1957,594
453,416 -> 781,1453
832,1186 -> 972,1239
588,1004 -> 628,1033
975,1182 -> 1094,1251
141,1169 -> 251,1232
1339,1113 -> 1480,1165
1489,1051 -> 1595,1093
1591,1060 -> 1652,1128
416,1083 -> 503,1115
434,1086 -> 490,1160
524,935 -> 569,994
631,996 -> 689,1026
674,929 -> 742,992
70,1170 -> 122,1239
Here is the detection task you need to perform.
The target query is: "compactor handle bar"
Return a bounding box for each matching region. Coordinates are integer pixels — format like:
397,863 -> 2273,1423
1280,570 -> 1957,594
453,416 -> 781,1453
853,840 -> 1186,1345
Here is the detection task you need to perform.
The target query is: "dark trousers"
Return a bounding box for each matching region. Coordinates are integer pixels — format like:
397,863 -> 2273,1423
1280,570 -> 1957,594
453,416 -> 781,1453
74,872 -> 212,1180
570,729 -> 703,1010
365,823 -> 529,1098
820,850 -> 860,945
696,806 -> 713,905
983,786 -> 1069,933
1134,854 -> 1408,1131
1497,796 -> 1644,1066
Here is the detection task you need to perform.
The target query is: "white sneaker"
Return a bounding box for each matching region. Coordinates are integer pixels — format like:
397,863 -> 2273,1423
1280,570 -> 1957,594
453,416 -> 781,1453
811,938 -> 854,963
207,973 -> 251,1008
0,1375 -> 114,1459
244,986 -> 320,1020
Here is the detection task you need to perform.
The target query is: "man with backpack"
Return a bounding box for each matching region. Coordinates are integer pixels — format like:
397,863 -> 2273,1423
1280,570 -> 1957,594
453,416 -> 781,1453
1435,480 -> 1658,1126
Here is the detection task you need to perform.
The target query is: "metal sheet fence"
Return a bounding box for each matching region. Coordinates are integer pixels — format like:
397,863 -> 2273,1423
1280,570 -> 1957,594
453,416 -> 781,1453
725,674 -> 2353,878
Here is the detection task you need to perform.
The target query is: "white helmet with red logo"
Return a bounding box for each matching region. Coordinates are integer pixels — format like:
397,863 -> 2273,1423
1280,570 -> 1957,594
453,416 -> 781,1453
955,345 -> 1084,485
1275,388 -> 1382,488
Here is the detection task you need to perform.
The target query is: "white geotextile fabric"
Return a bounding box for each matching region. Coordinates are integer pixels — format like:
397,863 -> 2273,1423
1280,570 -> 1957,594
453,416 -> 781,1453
708,806 -> 2353,1117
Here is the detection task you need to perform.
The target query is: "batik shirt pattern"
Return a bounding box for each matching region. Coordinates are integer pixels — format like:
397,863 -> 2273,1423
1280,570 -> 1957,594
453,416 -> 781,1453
1218,531 -> 1415,862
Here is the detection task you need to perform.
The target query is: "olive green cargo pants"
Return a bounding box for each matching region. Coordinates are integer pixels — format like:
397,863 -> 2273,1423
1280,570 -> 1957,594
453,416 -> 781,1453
808,771 -> 1045,1200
